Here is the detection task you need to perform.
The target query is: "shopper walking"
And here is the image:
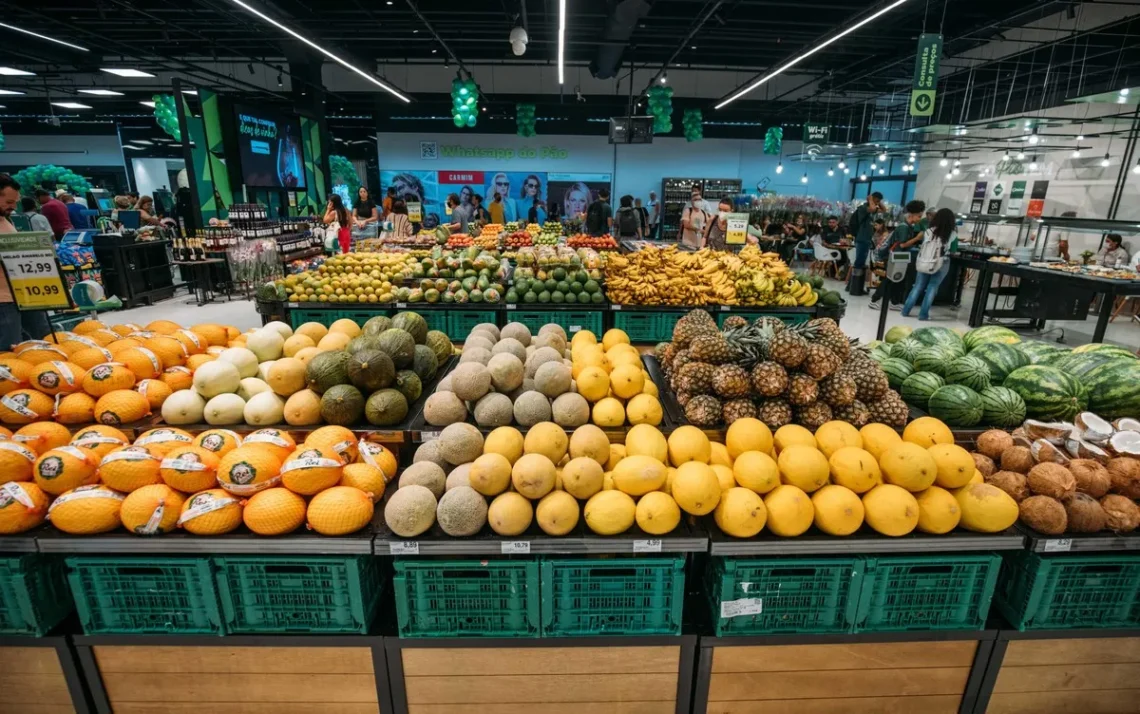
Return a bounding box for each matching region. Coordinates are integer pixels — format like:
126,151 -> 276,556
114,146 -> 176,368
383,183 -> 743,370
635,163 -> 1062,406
615,195 -> 642,239
846,191 -> 885,293
445,193 -> 469,235
323,194 -> 352,254
20,197 -> 52,233
647,191 -> 660,240
634,197 -> 649,239
527,198 -> 547,225
388,200 -> 413,239
382,187 -> 395,218
902,207 -> 956,320
353,188 -> 378,232
61,193 -> 89,229
680,190 -> 709,250
36,189 -> 72,239
705,198 -> 732,251
870,201 -> 925,310
585,188 -> 613,237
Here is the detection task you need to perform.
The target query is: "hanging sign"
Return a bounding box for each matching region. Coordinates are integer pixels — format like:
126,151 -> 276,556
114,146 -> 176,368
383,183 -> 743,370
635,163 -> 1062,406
987,199 -> 1002,215
1006,181 -> 1027,215
802,124 -> 829,142
909,34 -> 942,117
971,181 -> 988,213
0,232 -> 71,311
1026,181 -> 1049,218
407,202 -> 423,223
726,213 -> 749,245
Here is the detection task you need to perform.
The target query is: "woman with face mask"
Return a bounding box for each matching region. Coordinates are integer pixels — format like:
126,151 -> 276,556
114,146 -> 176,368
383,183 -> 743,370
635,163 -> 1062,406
704,198 -> 732,251
680,191 -> 708,250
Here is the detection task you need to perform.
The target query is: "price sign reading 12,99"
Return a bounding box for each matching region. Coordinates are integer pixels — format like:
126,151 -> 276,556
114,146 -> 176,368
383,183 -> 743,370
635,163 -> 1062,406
0,232 -> 72,311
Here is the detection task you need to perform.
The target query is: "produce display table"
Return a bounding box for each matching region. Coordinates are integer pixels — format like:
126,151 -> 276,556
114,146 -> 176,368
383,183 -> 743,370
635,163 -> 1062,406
72,634 -> 388,714
1016,523 -> 1140,553
707,527 -> 1025,556
692,631 -> 997,714
0,635 -> 91,714
384,635 -> 698,714
957,255 -> 1140,341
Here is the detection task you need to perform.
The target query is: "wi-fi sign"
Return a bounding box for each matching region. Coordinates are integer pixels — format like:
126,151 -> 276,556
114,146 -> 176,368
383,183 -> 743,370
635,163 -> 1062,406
805,144 -> 823,160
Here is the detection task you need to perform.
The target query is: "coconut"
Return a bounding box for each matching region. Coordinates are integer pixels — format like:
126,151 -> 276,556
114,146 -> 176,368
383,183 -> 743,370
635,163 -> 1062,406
1106,457 -> 1140,499
986,470 -> 1030,502
1108,430 -> 1140,457
1100,494 -> 1140,533
1000,446 -> 1035,474
1064,435 -> 1109,464
1074,412 -> 1114,444
972,452 -> 996,477
1069,459 -> 1112,498
975,430 -> 1014,460
1113,417 -> 1140,433
1031,438 -> 1070,465
1027,462 -> 1077,500
1024,420 -> 1074,444
1065,492 -> 1108,533
1019,495 -> 1068,535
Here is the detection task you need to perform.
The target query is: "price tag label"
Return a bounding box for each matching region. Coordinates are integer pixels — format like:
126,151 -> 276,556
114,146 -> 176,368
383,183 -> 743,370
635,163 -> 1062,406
611,305 -> 622,311
0,232 -> 71,311
719,305 -> 730,312
634,539 -> 662,553
420,431 -> 440,442
1044,538 -> 1072,552
288,302 -> 300,308
389,541 -> 420,555
501,541 -> 531,554
720,598 -> 763,618
506,304 -> 516,310
569,325 -> 581,332
396,302 -> 407,308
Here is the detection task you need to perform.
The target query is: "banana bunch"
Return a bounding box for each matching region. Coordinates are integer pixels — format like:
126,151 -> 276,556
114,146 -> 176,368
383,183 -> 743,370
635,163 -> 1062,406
784,279 -> 818,306
605,247 -> 739,305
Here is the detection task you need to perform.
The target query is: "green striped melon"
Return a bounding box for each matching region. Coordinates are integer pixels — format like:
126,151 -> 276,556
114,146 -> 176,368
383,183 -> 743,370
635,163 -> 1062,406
884,325 -> 914,344
889,338 -> 922,363
913,345 -> 954,376
1002,365 -> 1089,422
900,372 -> 945,408
869,343 -> 893,363
880,358 -> 915,390
963,325 -> 1021,352
1017,340 -> 1071,365
928,384 -> 984,427
970,342 -> 1030,384
980,386 -> 1027,427
911,326 -> 964,349
1083,360 -> 1140,419
1071,343 -> 1137,361
944,355 -> 992,392
1053,352 -> 1132,379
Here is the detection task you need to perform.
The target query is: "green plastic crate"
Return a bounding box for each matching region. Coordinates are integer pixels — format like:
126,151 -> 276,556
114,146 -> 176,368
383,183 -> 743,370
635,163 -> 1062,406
66,557 -> 224,635
856,554 -> 1001,632
706,556 -> 863,635
613,310 -> 684,343
0,555 -> 73,636
288,308 -> 394,329
215,556 -> 384,634
715,309 -> 811,327
508,309 -> 604,336
996,551 -> 1140,630
447,310 -> 499,340
541,557 -> 684,636
394,559 -> 540,638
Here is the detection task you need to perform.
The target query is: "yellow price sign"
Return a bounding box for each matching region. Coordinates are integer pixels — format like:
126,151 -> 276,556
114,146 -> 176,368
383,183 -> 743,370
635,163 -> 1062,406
0,232 -> 72,311
407,202 -> 423,223
726,213 -> 749,245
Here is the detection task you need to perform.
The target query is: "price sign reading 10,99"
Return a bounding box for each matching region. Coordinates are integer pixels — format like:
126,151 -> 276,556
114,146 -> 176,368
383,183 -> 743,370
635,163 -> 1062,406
0,232 -> 72,311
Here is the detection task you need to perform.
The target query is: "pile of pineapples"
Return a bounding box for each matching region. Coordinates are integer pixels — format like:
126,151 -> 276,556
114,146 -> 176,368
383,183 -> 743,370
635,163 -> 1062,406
656,311 -> 909,430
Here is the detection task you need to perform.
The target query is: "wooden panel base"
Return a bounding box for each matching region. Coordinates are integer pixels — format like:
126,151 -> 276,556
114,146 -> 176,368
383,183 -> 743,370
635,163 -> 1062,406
706,641 -> 978,714
0,646 -> 76,714
92,646 -> 379,714
400,645 -> 680,714
987,637 -> 1140,714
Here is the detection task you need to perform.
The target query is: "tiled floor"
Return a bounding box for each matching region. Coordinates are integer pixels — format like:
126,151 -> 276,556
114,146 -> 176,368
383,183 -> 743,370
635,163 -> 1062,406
95,276 -> 1140,350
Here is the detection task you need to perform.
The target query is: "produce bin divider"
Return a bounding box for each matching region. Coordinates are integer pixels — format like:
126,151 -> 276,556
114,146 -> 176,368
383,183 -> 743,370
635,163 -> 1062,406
706,525 -> 1026,556
0,554 -> 74,636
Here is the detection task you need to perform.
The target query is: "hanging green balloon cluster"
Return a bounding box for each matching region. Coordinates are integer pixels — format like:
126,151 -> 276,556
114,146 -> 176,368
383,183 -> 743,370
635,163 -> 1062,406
12,164 -> 92,196
647,85 -> 674,134
764,126 -> 783,156
329,155 -> 362,204
682,109 -> 703,142
451,77 -> 480,128
152,94 -> 181,142
516,103 -> 537,137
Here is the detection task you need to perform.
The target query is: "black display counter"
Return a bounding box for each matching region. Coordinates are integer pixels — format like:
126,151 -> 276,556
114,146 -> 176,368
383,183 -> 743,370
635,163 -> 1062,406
91,238 -> 175,308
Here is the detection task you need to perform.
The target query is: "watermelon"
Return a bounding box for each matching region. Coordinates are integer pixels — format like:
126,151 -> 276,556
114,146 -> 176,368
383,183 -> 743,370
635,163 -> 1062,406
963,325 -> 1021,351
910,326 -> 964,349
1083,360 -> 1140,419
1017,340 -> 1071,365
913,345 -> 953,376
944,355 -> 992,392
880,358 -> 915,390
928,384 -> 984,427
1053,352 -> 1131,379
969,342 -> 1030,384
1071,343 -> 1137,361
889,338 -> 922,363
1003,365 -> 1089,422
900,371 -> 945,407
980,386 -> 1027,427
884,325 -> 913,344
869,343 -> 893,363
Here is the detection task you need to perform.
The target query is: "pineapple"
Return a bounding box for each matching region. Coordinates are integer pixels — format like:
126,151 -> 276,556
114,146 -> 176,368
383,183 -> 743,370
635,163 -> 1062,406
672,310 -> 717,349
676,391 -> 694,408
786,373 -> 819,406
818,374 -> 857,407
689,334 -> 739,365
833,399 -> 871,427
801,343 -> 841,380
677,362 -> 716,395
806,317 -> 841,335
817,331 -> 852,360
768,328 -> 808,369
722,398 -> 758,425
654,342 -> 672,363
712,365 -> 751,399
753,316 -> 786,334
660,342 -> 678,369
845,362 -> 890,402
757,398 -> 794,429
750,361 -> 789,397
685,394 -> 723,427
668,349 -> 694,379
868,391 -> 909,428
722,315 -> 748,330
796,402 -> 833,431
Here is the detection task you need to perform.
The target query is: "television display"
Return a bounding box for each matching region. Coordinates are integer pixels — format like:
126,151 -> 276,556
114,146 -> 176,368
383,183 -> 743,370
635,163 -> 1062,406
234,104 -> 305,189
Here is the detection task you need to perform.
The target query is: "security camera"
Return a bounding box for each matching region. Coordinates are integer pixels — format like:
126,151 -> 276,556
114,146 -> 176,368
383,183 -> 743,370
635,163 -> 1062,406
510,26 -> 528,56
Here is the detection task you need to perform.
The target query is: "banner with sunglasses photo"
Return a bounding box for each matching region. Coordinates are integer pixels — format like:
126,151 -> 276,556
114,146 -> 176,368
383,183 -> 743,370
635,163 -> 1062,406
481,171 -> 547,223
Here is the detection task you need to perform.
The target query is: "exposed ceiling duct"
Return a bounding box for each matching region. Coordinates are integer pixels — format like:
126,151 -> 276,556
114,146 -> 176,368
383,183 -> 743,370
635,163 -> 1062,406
589,0 -> 653,80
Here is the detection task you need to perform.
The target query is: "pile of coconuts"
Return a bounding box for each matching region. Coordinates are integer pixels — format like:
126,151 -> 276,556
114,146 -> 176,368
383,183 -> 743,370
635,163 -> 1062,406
969,414 -> 1140,536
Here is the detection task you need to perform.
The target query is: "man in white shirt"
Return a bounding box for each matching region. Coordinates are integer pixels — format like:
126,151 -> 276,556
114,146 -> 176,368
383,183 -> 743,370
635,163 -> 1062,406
647,191 -> 660,240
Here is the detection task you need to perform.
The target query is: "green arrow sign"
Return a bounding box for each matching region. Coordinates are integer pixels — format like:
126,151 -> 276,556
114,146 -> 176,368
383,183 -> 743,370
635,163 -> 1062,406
910,34 -> 941,117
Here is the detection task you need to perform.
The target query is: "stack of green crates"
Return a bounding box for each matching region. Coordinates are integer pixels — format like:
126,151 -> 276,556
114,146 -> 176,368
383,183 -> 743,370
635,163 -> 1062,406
447,310 -> 498,340
996,551 -> 1140,630
856,554 -> 1001,632
613,310 -> 684,343
541,557 -> 685,636
0,555 -> 73,636
289,308 -> 392,329
508,309 -> 604,336
394,559 -> 540,637
215,556 -> 384,634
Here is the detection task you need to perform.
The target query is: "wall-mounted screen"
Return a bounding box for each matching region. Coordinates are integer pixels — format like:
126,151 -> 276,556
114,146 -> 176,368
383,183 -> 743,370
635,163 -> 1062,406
234,104 -> 305,189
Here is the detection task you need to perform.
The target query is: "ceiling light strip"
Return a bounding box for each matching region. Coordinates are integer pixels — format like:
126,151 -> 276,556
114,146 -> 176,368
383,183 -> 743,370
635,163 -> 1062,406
714,0 -> 909,110
0,22 -> 89,52
558,0 -> 566,84
223,0 -> 410,103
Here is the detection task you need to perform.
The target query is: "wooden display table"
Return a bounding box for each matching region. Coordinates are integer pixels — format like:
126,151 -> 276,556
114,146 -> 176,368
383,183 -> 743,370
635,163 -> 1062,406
0,636 -> 90,714
385,635 -> 697,714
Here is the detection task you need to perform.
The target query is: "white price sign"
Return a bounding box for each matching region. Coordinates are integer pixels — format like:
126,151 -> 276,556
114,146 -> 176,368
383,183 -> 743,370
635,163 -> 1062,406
501,541 -> 531,554
1043,538 -> 1072,553
389,541 -> 420,555
634,539 -> 662,553
720,598 -> 763,618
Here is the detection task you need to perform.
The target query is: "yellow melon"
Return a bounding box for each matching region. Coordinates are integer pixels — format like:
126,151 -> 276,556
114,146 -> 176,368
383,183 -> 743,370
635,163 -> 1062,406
267,358 -> 307,396
626,394 -> 663,426
487,491 -> 534,536
902,416 -> 954,448
134,427 -> 194,456
177,488 -> 242,535
583,490 -> 635,535
635,491 -> 681,535
242,428 -> 296,463
880,442 -> 938,492
763,484 -> 814,536
709,442 -> 733,468
192,429 -> 242,458
612,454 -> 667,496
915,486 -> 961,534
536,490 -> 579,536
773,424 -> 816,453
55,393 -> 96,425
591,397 -> 625,427
954,483 -> 1018,533
0,441 -> 38,482
559,457 -> 604,499
159,445 -> 220,493
29,361 -> 83,395
928,443 -> 977,489
216,445 -> 283,495
828,446 -> 882,493
667,426 -> 711,466
0,389 -> 55,424
115,348 -> 162,380
304,425 -> 358,463
70,425 -> 129,457
0,481 -> 49,533
339,464 -> 387,502
358,441 -> 398,482
811,484 -> 865,536
511,453 -> 556,499
714,487 -> 767,537
0,358 -> 33,396
522,422 -> 568,464
160,366 -> 194,392
244,487 -> 307,535
726,418 -> 774,460
484,426 -> 525,464
81,363 -> 135,397
625,424 -> 667,463
776,445 -> 830,493
99,445 -> 163,493
732,451 -> 780,494
671,461 -> 721,515
34,445 -> 99,495
813,421 -> 863,458
120,484 -> 185,534
94,389 -> 151,427
47,484 -> 124,534
13,422 -> 72,455
862,484 -> 920,536
859,423 -> 903,461
280,445 -> 344,496
711,464 -> 735,490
